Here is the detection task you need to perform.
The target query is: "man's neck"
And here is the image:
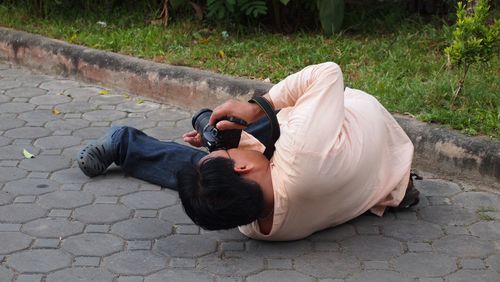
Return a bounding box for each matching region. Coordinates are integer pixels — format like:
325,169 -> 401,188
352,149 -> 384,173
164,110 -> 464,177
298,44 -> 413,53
256,164 -> 274,234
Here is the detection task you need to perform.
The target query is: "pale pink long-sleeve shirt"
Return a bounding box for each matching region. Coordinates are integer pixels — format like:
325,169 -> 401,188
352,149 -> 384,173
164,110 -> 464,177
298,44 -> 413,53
238,62 -> 414,241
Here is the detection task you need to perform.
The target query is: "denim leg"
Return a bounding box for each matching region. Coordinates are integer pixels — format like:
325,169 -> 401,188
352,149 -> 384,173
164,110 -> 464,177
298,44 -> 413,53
111,126 -> 207,191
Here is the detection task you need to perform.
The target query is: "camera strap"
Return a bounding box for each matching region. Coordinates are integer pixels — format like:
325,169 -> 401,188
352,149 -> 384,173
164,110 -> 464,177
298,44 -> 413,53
249,96 -> 280,160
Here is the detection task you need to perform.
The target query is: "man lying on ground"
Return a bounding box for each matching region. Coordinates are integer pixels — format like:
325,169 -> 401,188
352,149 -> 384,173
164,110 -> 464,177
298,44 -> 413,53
78,62 -> 419,241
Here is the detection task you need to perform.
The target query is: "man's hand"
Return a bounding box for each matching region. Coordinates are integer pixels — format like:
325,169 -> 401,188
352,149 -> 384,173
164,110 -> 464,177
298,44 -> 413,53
209,99 -> 264,131
182,130 -> 203,147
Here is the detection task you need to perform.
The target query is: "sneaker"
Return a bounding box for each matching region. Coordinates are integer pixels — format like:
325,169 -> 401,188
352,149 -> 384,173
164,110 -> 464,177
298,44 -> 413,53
77,126 -> 122,177
389,172 -> 422,211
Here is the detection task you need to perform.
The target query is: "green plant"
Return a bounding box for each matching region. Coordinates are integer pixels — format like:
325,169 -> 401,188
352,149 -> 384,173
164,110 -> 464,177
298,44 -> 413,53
444,0 -> 499,104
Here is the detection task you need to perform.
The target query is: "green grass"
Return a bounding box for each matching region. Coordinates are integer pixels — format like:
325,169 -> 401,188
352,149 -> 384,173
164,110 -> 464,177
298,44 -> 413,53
0,4 -> 498,139
476,206 -> 497,221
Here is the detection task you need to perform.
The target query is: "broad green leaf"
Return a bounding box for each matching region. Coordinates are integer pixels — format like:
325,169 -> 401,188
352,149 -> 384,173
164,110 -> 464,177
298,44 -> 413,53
23,149 -> 35,159
317,0 -> 345,35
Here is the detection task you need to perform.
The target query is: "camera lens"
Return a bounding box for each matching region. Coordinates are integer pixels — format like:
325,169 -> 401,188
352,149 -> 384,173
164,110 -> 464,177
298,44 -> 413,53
192,108 -> 213,134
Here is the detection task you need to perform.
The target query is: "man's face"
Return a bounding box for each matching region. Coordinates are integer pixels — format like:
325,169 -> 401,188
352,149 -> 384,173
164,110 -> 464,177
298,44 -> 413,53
198,148 -> 270,178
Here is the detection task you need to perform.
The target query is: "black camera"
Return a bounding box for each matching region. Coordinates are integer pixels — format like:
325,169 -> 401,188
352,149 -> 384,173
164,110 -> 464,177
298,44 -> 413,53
191,108 -> 247,152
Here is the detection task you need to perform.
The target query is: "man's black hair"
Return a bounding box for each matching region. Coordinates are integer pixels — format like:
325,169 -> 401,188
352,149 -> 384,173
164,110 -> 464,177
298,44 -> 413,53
177,157 -> 264,230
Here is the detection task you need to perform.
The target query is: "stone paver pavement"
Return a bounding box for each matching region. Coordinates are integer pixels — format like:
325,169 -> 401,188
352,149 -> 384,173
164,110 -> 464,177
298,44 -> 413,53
0,62 -> 499,282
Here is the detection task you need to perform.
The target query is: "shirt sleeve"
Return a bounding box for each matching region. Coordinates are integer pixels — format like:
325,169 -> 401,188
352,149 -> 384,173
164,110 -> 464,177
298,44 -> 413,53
268,62 -> 345,153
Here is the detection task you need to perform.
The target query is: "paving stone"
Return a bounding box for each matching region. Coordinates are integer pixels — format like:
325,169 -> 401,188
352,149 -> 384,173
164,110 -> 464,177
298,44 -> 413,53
14,195 -> 36,203
407,242 -> 433,252
394,210 -> 418,221
32,238 -> 60,248
29,93 -> 72,105
83,110 -> 126,122
45,118 -> 89,131
57,100 -> 95,113
4,126 -> 51,139
0,160 -> 17,166
433,235 -> 495,258
461,258 -> 485,269
134,209 -> 157,218
201,229 -> 248,241
0,266 -> 14,282
85,224 -> 110,233
0,191 -> 14,205
104,250 -> 167,275
0,231 -> 32,254
427,196 -> 452,205
3,178 -> 59,195
0,144 -> 40,160
61,183 -> 83,191
382,220 -> 443,241
121,191 -> 177,209
47,209 -> 71,217
470,221 -> 500,241
393,253 -> 456,277
116,100 -> 160,113
341,235 -> 402,260
0,135 -> 12,146
22,218 -> 84,238
0,203 -> 47,223
174,224 -> 199,234
73,256 -> 101,267
0,79 -> 21,89
142,107 -> 190,121
0,223 -> 21,231
117,276 -> 144,282
169,257 -> 196,268
27,172 -> 50,178
313,241 -> 340,252
154,234 -> 217,257
220,241 -> 245,252
347,270 -> 411,282
416,179 -> 462,196
6,249 -> 72,273
0,102 -> 35,113
34,135 -> 81,149
91,121 -> 111,127
266,258 -> 293,269
62,233 -> 124,256
12,97 -> 29,102
15,274 -> 44,282
5,87 -> 47,98
486,254 -> 500,272
38,190 -> 93,209
74,204 -> 132,224
245,240 -> 312,258
146,269 -> 212,282
50,167 -> 91,184
363,260 -> 390,270
247,270 -> 315,282
198,252 -> 264,276
89,94 -> 128,105
0,167 -> 27,181
95,196 -> 118,204
112,117 -> 157,130
82,176 -> 141,196
356,225 -> 380,235
446,270 -> 500,282
127,240 -> 152,250
309,223 -> 356,241
46,267 -> 114,282
294,252 -> 360,279
19,110 -> 60,124
419,205 -> 478,226
19,155 -> 71,172
453,192 -> 500,210
444,225 -> 470,235
159,205 -> 193,224
0,116 -> 25,130
111,218 -> 172,240
39,80 -> 80,91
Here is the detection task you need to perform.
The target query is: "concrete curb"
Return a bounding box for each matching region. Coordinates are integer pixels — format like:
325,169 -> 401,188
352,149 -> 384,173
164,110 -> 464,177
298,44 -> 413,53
0,27 -> 498,188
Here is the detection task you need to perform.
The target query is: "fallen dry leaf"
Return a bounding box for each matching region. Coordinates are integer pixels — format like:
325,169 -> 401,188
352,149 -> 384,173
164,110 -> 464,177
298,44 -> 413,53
23,149 -> 35,159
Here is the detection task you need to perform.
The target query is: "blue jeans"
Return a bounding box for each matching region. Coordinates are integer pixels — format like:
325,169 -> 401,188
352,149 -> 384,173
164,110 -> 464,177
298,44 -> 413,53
112,116 -> 272,191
